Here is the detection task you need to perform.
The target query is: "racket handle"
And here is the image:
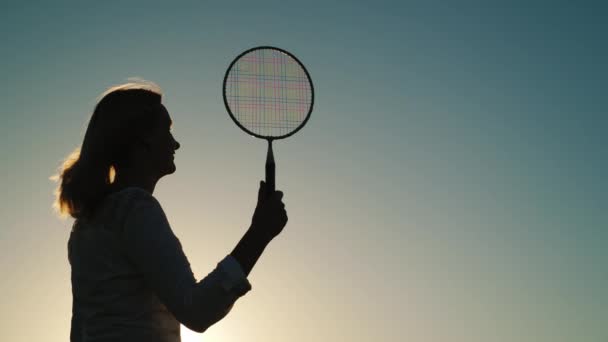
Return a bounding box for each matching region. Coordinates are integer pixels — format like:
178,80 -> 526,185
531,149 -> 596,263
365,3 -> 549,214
265,140 -> 275,197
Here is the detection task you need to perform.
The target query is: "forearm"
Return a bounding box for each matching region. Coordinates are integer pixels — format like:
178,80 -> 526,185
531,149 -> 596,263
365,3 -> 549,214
121,190 -> 253,333
230,226 -> 270,277
183,228 -> 268,331
177,256 -> 252,333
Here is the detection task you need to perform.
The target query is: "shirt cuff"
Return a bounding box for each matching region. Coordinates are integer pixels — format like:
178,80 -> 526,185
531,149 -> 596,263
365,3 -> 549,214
218,255 -> 252,296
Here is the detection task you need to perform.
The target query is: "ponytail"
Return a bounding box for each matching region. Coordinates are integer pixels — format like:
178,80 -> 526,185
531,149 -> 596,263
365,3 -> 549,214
52,148 -> 114,219
52,80 -> 162,220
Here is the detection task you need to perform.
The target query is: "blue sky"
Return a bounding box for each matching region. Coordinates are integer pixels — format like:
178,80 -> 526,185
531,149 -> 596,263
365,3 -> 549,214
0,1 -> 606,341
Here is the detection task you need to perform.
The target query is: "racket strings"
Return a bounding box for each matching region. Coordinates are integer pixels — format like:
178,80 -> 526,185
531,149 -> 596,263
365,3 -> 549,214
225,48 -> 312,137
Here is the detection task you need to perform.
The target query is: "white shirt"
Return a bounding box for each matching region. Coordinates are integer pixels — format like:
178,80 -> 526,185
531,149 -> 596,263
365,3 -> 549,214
68,187 -> 251,342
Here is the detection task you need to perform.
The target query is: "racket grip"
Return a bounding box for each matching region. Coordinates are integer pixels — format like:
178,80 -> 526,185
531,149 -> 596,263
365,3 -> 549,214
265,140 -> 275,197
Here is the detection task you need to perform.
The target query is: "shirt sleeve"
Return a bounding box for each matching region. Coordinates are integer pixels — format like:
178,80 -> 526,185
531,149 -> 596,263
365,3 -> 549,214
119,189 -> 252,333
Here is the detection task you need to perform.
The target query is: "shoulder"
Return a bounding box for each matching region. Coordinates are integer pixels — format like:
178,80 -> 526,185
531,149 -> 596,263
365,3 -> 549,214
110,187 -> 158,206
108,185 -> 160,203
99,187 -> 164,231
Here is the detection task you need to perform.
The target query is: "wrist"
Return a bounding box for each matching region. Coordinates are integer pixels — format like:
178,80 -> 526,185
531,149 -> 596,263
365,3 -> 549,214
230,225 -> 270,277
247,225 -> 273,246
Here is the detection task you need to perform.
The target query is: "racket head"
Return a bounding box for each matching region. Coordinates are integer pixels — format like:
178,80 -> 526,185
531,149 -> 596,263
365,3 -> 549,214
222,46 -> 314,140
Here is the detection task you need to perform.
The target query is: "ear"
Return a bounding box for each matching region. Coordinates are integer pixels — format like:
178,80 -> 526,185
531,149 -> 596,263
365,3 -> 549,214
133,138 -> 151,152
141,139 -> 152,151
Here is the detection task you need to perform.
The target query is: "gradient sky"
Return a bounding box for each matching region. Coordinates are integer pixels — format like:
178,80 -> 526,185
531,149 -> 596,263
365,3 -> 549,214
1,1 -> 606,341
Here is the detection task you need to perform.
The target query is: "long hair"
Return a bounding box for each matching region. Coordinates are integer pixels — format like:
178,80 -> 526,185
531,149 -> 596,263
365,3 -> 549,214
52,80 -> 163,220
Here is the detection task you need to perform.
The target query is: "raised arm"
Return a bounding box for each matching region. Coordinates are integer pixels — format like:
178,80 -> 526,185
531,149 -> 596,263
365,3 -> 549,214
122,192 -> 251,333
231,180 -> 288,276
120,182 -> 287,333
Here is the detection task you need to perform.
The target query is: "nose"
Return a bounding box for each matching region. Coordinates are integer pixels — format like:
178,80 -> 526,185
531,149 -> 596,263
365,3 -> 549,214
174,139 -> 180,150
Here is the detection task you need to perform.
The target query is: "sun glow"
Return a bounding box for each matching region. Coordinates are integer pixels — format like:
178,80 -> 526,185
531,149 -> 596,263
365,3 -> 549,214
181,326 -> 202,342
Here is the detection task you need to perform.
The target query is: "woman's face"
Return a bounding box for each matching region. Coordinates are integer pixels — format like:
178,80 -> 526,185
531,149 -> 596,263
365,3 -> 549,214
144,104 -> 180,178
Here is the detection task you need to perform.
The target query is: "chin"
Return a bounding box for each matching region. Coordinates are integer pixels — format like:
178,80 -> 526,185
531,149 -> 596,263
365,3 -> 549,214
158,165 -> 176,179
167,162 -> 177,174
164,166 -> 176,175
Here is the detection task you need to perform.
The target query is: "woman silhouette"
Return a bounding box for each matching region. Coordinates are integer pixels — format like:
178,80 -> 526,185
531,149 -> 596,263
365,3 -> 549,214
53,81 -> 288,342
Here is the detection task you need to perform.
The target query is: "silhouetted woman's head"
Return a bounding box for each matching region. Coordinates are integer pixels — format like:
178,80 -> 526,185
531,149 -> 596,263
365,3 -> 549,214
53,80 -> 180,219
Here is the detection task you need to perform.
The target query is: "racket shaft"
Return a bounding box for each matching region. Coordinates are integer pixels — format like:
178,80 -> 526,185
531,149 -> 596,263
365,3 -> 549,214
265,141 -> 275,196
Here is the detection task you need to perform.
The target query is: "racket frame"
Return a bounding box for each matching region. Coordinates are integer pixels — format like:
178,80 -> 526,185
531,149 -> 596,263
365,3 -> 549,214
222,45 -> 314,141
222,46 -> 314,196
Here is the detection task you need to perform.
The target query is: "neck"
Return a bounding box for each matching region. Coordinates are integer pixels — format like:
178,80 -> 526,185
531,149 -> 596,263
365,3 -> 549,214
112,168 -> 158,194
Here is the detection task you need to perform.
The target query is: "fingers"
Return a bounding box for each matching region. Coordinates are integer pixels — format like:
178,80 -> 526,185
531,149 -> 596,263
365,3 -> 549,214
257,181 -> 286,224
252,181 -> 289,237
281,207 -> 288,225
271,191 -> 284,211
277,191 -> 286,218
258,180 -> 284,202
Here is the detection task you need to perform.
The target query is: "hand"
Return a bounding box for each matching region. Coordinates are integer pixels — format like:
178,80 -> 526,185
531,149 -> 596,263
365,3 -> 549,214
250,180 -> 288,243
